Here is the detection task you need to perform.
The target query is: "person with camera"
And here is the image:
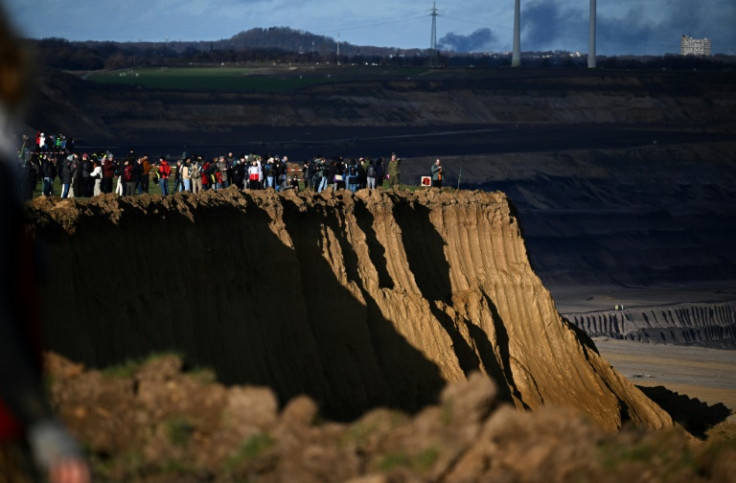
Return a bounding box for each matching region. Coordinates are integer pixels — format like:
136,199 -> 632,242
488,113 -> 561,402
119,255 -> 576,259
431,159 -> 443,188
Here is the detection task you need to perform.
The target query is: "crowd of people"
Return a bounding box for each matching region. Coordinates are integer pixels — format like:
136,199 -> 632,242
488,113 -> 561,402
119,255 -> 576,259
15,146 -> 434,199
29,132 -> 75,154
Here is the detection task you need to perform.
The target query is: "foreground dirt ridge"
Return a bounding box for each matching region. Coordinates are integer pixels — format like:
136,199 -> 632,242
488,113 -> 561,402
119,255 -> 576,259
48,354 -> 736,481
566,303 -> 736,349
28,188 -> 671,430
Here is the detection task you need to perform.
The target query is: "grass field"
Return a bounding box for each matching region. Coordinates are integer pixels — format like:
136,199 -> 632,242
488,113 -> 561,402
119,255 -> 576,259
85,65 -> 446,92
87,67 -> 331,92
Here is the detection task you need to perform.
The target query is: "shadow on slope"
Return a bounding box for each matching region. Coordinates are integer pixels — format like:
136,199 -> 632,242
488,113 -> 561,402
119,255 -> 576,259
638,385 -> 732,439
37,193 -> 447,421
279,196 -> 447,418
391,196 -> 518,404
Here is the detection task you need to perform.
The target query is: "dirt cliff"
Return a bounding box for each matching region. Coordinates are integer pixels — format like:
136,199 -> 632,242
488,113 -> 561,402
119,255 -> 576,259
27,188 -> 671,431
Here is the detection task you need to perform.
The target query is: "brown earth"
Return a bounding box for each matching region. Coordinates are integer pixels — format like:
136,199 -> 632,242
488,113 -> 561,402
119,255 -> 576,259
45,351 -> 736,481
25,187 -> 736,481
28,188 -> 671,431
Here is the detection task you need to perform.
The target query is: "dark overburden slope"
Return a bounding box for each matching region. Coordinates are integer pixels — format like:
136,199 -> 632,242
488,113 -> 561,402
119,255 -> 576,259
425,143 -> 736,347
26,67 -> 736,149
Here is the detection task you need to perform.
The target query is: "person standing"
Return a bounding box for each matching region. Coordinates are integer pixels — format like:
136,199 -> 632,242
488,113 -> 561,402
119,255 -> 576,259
387,153 -> 401,189
201,158 -> 212,190
190,157 -> 202,193
430,159 -> 443,188
59,155 -> 72,198
90,160 -> 102,196
346,159 -> 359,193
139,155 -> 151,194
114,158 -> 124,196
173,160 -> 183,192
247,160 -> 261,189
217,156 -> 229,189
277,156 -> 288,189
101,154 -> 115,194
70,154 -> 82,198
122,159 -> 136,196
317,158 -> 329,192
365,160 -> 377,189
40,154 -> 56,196
181,159 -> 191,192
81,153 -> 92,197
330,159 -> 342,191
231,156 -> 245,190
263,157 -> 274,189
157,157 -> 171,196
132,157 -> 143,195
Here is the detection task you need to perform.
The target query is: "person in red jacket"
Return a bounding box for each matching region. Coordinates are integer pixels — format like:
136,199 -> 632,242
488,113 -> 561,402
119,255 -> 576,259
157,157 -> 172,196
0,7 -> 89,482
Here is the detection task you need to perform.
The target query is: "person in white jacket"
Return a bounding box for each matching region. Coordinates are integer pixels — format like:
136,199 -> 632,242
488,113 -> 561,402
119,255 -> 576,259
90,160 -> 102,196
247,160 -> 261,189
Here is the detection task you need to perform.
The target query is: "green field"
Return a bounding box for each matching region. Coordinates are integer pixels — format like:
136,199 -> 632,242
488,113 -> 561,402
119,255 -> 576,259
86,67 -> 334,92
85,65 -> 448,92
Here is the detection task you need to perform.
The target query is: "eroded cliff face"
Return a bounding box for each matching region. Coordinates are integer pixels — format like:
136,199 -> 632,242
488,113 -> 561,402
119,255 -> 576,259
27,189 -> 672,430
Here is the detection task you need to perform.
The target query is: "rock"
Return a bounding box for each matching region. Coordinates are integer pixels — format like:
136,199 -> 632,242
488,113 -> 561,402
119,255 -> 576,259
439,371 -> 499,427
280,395 -> 319,428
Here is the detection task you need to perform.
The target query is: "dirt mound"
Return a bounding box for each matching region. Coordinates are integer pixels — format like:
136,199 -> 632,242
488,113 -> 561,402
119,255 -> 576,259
46,352 -> 736,481
27,189 -> 671,431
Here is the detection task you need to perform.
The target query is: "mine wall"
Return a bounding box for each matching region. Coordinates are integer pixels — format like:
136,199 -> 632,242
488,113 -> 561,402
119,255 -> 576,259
473,143 -> 736,291
564,302 -> 736,349
30,69 -> 736,144
27,189 -> 671,431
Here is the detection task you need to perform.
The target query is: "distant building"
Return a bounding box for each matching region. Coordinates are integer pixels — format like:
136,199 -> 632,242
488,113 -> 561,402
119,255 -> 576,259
681,35 -> 711,56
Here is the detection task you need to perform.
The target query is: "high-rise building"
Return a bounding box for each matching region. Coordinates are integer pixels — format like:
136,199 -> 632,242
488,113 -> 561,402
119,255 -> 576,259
681,35 -> 711,56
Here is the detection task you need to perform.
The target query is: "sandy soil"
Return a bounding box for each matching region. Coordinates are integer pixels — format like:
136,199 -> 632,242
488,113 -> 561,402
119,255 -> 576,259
593,338 -> 736,412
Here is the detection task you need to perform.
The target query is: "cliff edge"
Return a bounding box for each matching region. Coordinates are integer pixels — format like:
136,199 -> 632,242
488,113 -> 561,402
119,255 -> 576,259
27,188 -> 672,431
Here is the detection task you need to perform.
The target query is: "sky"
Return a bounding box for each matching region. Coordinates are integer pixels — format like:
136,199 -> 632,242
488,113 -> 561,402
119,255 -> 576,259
3,0 -> 735,56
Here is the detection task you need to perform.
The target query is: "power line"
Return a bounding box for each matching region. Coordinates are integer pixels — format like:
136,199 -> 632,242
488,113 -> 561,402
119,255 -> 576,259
430,2 -> 438,50
430,2 -> 438,64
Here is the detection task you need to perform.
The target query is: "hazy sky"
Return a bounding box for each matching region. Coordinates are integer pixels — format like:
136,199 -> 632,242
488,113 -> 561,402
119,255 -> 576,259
4,0 -> 735,55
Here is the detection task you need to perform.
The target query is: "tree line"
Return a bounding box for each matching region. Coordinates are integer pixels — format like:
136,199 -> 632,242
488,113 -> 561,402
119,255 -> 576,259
25,27 -> 736,72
